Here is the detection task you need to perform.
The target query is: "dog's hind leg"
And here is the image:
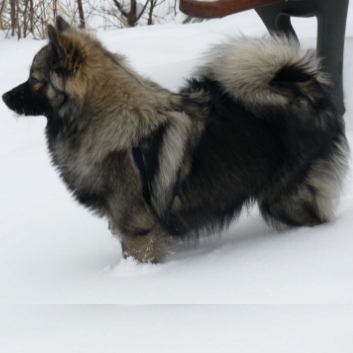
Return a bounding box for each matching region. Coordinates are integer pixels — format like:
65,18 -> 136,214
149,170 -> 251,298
303,139 -> 349,224
259,182 -> 325,229
259,139 -> 349,229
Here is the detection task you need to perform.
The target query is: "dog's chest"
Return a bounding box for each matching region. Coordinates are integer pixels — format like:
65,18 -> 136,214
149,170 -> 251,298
49,135 -> 105,191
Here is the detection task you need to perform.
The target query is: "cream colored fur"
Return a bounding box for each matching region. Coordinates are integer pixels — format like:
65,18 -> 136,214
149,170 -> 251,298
197,35 -> 330,114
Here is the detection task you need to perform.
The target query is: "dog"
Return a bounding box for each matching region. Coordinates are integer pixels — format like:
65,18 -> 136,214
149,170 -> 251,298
2,16 -> 349,263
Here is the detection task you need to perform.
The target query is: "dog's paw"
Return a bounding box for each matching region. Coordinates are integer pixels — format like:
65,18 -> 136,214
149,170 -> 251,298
121,231 -> 166,264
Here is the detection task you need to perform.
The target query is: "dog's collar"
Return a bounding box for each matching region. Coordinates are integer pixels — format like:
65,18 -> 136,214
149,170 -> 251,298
132,146 -> 179,208
132,147 -> 151,205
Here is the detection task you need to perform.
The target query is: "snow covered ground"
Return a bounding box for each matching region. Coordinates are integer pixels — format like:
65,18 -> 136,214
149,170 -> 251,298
1,6 -> 353,352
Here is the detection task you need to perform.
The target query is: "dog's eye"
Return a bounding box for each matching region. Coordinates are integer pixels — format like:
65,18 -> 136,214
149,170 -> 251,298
30,77 -> 40,86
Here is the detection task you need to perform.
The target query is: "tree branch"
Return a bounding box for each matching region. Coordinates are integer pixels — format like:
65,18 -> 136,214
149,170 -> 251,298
111,0 -> 129,18
136,0 -> 150,23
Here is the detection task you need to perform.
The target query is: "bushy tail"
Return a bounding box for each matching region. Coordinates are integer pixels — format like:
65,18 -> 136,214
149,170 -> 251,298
197,34 -> 332,116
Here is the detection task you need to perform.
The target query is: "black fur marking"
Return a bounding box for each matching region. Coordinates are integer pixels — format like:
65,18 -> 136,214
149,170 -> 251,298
271,66 -> 312,84
75,189 -> 110,212
46,108 -> 79,143
169,78 -> 284,235
2,80 -> 53,117
140,124 -> 167,187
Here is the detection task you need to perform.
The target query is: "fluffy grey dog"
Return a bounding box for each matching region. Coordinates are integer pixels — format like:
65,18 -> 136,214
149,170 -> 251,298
2,17 -> 348,263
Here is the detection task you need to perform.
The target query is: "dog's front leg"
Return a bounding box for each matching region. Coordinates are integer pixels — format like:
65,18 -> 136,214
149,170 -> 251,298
106,150 -> 168,263
106,116 -> 189,263
109,204 -> 167,264
121,228 -> 166,264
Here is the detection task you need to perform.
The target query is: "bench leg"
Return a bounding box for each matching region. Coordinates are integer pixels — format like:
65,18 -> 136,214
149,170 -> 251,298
255,0 -> 349,115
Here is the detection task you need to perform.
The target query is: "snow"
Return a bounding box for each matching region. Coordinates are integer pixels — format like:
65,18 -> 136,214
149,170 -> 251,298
1,306 -> 353,353
1,6 -> 353,352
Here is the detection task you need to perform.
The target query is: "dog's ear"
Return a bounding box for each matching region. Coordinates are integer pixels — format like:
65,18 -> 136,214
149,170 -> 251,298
56,16 -> 71,32
47,24 -> 66,60
47,24 -> 84,74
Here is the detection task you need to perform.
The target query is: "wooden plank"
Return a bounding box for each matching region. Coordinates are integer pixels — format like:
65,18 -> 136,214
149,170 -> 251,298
180,0 -> 285,19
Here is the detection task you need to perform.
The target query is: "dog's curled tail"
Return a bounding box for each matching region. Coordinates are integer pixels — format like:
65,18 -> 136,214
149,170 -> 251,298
197,35 -> 332,116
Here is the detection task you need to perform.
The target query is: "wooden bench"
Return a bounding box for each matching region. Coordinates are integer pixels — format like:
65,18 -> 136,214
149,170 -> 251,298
179,0 -> 349,115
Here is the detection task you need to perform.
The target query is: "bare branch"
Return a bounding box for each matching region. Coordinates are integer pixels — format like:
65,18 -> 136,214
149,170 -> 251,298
111,0 -> 128,18
77,0 -> 85,28
136,0 -> 150,23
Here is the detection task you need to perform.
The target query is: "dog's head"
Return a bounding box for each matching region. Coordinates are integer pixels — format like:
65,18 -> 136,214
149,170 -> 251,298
2,16 -> 125,121
2,17 -> 72,118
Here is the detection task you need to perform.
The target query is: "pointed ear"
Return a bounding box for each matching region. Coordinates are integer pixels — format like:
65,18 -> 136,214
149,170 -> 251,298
47,24 -> 67,61
56,16 -> 71,32
47,23 -> 83,73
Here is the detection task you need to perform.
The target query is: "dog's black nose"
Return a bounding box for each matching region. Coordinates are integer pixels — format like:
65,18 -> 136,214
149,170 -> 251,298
2,89 -> 20,113
1,92 -> 9,105
2,91 -> 10,106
